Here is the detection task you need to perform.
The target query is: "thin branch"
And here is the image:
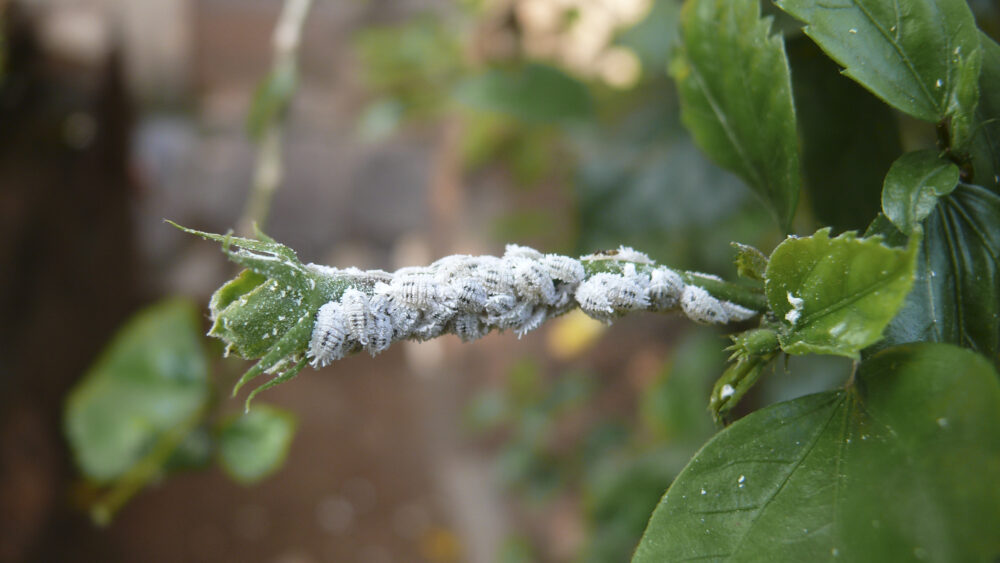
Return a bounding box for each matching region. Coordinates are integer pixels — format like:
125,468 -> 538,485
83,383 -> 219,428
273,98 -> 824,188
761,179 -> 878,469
239,0 -> 314,235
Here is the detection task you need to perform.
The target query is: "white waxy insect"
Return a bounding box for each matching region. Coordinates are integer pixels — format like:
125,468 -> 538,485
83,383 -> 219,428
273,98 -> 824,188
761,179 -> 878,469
431,254 -> 480,281
426,300 -> 458,327
309,301 -> 349,366
515,307 -> 548,338
494,300 -> 535,330
365,293 -> 395,356
680,285 -> 727,324
607,265 -> 650,310
613,246 -> 652,264
479,260 -> 516,294
453,313 -> 489,342
504,244 -> 543,261
607,276 -> 649,311
576,271 -> 649,322
484,293 -> 516,318
388,301 -> 421,339
647,267 -> 685,310
411,316 -> 447,341
511,258 -> 558,305
576,273 -> 618,317
451,277 -> 488,312
393,265 -> 428,277
390,274 -> 444,307
340,288 -> 371,345
542,254 -> 585,285
720,301 -> 757,323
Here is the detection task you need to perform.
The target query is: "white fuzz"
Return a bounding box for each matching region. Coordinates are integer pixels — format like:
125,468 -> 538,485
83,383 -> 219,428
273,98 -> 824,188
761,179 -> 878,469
341,288 -> 370,345
309,301 -> 349,367
542,254 -> 586,284
648,267 -> 685,309
785,291 -> 804,325
613,246 -> 652,264
680,285 -> 727,324
720,301 -> 758,323
307,245 -> 758,366
512,259 -> 558,305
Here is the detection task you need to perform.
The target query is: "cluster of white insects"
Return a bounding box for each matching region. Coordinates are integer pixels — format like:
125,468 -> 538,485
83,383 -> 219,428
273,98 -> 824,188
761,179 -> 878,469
306,245 -> 757,367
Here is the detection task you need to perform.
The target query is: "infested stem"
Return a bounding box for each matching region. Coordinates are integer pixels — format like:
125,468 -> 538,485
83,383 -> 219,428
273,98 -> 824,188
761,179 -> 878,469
173,223 -> 773,404
581,259 -> 767,314
676,271 -> 767,313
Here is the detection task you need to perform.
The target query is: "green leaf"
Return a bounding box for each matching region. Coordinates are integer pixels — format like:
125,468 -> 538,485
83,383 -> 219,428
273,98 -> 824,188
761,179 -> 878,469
970,32 -> 1000,193
881,150 -> 960,234
669,0 -> 800,229
634,343 -> 1000,562
873,183 -> 1000,360
787,36 -> 902,233
217,405 -> 297,484
64,299 -> 209,482
453,63 -> 593,123
765,228 -> 918,358
775,0 -> 982,148
731,242 -> 768,281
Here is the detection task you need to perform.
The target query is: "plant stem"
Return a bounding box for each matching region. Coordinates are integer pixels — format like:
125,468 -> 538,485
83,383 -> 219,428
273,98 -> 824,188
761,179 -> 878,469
238,0 -> 314,235
581,259 -> 768,314
678,271 -> 768,313
89,402 -> 209,526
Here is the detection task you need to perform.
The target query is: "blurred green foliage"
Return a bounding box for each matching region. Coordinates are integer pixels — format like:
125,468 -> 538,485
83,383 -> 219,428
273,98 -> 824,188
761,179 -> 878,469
354,16 -> 465,123
217,405 -> 298,484
64,300 -> 297,523
65,299 -> 210,483
466,329 -> 726,560
454,63 -> 594,123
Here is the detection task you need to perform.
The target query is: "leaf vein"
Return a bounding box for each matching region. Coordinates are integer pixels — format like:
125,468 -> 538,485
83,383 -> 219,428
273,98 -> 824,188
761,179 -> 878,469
725,395 -> 845,558
686,60 -> 766,190
848,0 -> 941,115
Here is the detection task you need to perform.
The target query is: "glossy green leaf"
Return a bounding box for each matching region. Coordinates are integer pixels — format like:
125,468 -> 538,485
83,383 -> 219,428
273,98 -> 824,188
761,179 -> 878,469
454,63 -> 593,123
65,299 -> 209,482
775,0 -> 982,148
882,150 -> 960,234
634,343 -> 1000,562
970,32 -> 1000,193
217,405 -> 297,484
873,183 -> 1000,360
669,0 -> 800,229
765,229 -> 917,358
787,36 -> 902,232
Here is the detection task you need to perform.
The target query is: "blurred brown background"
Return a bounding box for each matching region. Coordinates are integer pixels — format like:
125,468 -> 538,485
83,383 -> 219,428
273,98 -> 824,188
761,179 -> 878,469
0,1 -> 703,561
